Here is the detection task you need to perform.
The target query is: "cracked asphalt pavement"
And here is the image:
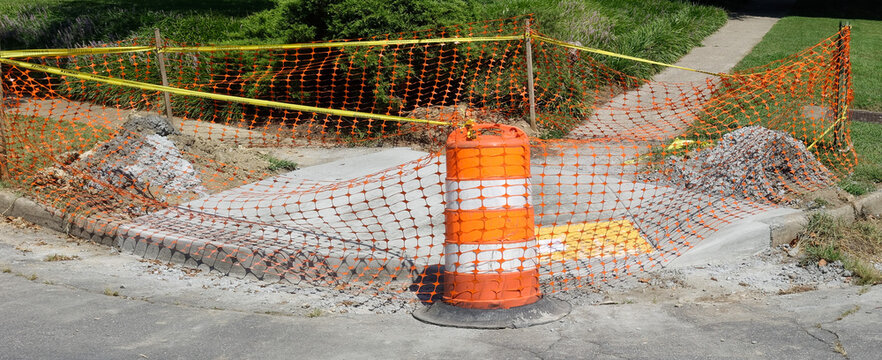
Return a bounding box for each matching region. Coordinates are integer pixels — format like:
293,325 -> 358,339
1,217 -> 881,359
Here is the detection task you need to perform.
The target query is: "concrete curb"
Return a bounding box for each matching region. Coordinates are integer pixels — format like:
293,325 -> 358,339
761,190 -> 882,246
4,187 -> 882,276
0,191 -> 67,233
0,189 -> 419,286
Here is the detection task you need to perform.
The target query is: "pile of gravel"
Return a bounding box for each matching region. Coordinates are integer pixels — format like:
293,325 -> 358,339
660,126 -> 833,202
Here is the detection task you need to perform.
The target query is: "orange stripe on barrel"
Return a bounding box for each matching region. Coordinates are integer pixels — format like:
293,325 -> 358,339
447,146 -> 530,179
443,270 -> 541,309
445,208 -> 534,244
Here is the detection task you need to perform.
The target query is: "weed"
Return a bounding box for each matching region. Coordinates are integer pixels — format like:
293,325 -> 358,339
103,288 -> 120,297
858,285 -> 871,295
1,267 -> 11,273
777,284 -> 817,295
263,155 -> 298,172
44,254 -> 80,262
798,213 -> 882,285
342,127 -> 383,147
537,127 -> 568,140
42,280 -> 54,285
839,178 -> 875,196
846,259 -> 882,285
837,305 -> 861,320
809,198 -> 831,209
834,341 -> 848,356
306,308 -> 322,318
26,273 -> 38,281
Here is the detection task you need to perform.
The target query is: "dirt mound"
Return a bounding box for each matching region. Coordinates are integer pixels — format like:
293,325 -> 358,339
32,113 -> 287,218
654,126 -> 834,202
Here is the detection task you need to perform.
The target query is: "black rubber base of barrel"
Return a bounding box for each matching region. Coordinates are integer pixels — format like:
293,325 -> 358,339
412,298 -> 571,329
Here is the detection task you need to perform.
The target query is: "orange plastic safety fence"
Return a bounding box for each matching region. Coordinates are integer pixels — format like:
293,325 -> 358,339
0,17 -> 854,307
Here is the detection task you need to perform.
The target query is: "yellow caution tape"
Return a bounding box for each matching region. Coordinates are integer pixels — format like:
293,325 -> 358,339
532,34 -> 729,77
622,138 -> 714,165
806,104 -> 849,150
0,58 -> 453,127
161,35 -> 524,53
0,46 -> 155,59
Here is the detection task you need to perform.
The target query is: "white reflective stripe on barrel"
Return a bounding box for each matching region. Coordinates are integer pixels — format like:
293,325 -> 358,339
444,178 -> 532,211
444,240 -> 538,273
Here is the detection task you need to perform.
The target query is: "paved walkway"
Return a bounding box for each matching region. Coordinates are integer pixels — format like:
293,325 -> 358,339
653,0 -> 796,83
569,0 -> 796,141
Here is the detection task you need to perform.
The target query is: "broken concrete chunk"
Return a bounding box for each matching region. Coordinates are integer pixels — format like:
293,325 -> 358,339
122,113 -> 178,137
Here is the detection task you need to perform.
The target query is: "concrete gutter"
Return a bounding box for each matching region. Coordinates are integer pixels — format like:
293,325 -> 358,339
4,180 -> 882,275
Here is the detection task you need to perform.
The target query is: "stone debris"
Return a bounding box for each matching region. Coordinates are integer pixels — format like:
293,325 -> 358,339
77,113 -> 207,199
658,126 -> 833,202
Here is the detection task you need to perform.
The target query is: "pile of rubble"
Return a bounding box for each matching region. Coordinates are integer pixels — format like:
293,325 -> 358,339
657,126 -> 834,202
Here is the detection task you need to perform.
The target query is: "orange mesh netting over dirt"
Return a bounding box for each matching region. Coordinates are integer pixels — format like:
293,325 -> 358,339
0,16 -> 855,304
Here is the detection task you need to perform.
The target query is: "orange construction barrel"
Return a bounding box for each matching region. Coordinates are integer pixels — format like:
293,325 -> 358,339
413,123 -> 570,328
443,123 -> 539,309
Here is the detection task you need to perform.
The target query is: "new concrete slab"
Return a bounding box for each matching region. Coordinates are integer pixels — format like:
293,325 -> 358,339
111,142 -> 781,285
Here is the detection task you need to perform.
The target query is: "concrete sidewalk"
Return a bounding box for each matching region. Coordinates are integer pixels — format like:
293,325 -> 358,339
112,143 -> 780,286
652,0 -> 797,83
569,0 -> 796,141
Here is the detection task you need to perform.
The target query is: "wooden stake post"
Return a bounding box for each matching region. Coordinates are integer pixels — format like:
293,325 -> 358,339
0,43 -> 9,181
833,22 -> 849,148
154,28 -> 174,120
524,19 -> 538,132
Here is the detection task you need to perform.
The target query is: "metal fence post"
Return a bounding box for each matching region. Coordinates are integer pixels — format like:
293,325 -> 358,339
154,28 -> 174,120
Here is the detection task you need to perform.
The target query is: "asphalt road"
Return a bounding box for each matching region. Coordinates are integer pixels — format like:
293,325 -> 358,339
2,269 -> 880,360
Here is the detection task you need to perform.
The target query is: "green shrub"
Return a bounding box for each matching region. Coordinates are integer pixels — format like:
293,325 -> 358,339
233,0 -> 329,43
327,0 -> 474,39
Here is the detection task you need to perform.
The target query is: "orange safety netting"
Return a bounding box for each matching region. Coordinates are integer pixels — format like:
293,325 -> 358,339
0,17 -> 854,305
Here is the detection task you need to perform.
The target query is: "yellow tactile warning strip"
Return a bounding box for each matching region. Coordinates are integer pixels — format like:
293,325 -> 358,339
536,220 -> 653,261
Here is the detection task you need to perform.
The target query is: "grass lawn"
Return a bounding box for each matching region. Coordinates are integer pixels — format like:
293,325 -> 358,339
732,0 -> 882,194
841,121 -> 882,195
733,0 -> 882,111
